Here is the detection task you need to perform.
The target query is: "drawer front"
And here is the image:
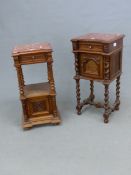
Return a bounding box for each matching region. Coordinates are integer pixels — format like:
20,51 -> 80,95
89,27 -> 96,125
78,42 -> 103,52
19,53 -> 47,64
103,39 -> 123,53
27,96 -> 52,118
73,40 -> 123,53
79,53 -> 104,79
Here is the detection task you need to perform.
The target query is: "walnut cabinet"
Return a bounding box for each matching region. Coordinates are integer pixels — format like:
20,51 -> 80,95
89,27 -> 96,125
12,43 -> 61,129
71,33 -> 125,123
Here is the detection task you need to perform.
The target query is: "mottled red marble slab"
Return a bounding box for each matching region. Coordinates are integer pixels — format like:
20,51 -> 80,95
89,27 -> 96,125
12,42 -> 52,56
71,33 -> 125,43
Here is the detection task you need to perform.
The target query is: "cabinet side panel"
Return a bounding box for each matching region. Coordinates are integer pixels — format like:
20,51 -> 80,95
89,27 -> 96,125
110,51 -> 121,79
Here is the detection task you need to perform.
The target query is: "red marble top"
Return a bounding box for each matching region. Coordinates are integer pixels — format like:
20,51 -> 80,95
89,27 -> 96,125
71,33 -> 125,43
12,42 -> 52,56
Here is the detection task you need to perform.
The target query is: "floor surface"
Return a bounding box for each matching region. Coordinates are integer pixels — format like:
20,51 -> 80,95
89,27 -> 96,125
0,95 -> 131,175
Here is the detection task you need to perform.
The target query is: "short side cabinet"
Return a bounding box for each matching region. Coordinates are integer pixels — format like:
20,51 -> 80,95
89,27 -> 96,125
12,43 -> 61,129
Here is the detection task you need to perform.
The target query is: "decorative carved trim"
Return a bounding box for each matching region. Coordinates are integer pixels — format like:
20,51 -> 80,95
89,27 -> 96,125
103,44 -> 109,53
32,101 -> 46,113
83,61 -> 99,75
74,53 -> 79,76
104,57 -> 110,80
82,56 -> 100,64
47,54 -> 56,94
16,65 -> 25,95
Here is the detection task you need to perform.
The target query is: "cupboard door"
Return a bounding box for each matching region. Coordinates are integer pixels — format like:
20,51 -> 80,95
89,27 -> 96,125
79,53 -> 104,79
27,96 -> 51,118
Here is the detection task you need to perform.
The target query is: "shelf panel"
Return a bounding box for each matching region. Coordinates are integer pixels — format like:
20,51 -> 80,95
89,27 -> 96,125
23,82 -> 50,98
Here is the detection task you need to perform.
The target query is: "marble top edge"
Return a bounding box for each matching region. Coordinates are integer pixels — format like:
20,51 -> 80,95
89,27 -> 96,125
71,33 -> 125,43
12,42 -> 52,55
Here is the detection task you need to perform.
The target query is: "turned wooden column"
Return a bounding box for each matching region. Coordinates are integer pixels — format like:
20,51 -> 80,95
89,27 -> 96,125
74,52 -> 81,115
115,75 -> 120,110
89,80 -> 95,103
103,84 -> 110,123
47,54 -> 56,95
47,54 -> 58,117
15,65 -> 29,122
76,79 -> 81,115
15,65 -> 25,96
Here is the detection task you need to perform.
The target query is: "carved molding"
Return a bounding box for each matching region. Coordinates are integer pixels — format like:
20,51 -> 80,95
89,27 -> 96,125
32,101 -> 46,113
82,56 -> 100,64
104,57 -> 110,80
103,44 -> 109,53
16,65 -> 25,95
47,57 -> 56,94
83,60 -> 99,75
74,53 -> 79,75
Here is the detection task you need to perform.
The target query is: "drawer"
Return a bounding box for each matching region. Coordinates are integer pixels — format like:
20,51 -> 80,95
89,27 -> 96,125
105,39 -> 123,53
27,96 -> 52,118
72,39 -> 123,53
79,53 -> 104,79
19,53 -> 47,64
78,42 -> 103,52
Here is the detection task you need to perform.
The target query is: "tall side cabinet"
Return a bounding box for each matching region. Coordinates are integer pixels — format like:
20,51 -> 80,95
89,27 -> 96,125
71,33 -> 125,123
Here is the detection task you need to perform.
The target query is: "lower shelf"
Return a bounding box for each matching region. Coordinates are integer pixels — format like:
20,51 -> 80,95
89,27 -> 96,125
23,82 -> 51,98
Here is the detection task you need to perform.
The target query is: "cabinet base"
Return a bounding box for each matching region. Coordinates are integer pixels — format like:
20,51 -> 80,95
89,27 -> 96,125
22,112 -> 61,129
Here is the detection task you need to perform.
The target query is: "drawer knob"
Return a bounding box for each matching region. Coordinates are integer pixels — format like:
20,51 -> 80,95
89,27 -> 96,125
113,42 -> 117,47
32,56 -> 35,59
89,45 -> 92,49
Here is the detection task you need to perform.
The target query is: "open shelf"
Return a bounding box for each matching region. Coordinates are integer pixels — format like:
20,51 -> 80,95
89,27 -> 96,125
23,82 -> 50,98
